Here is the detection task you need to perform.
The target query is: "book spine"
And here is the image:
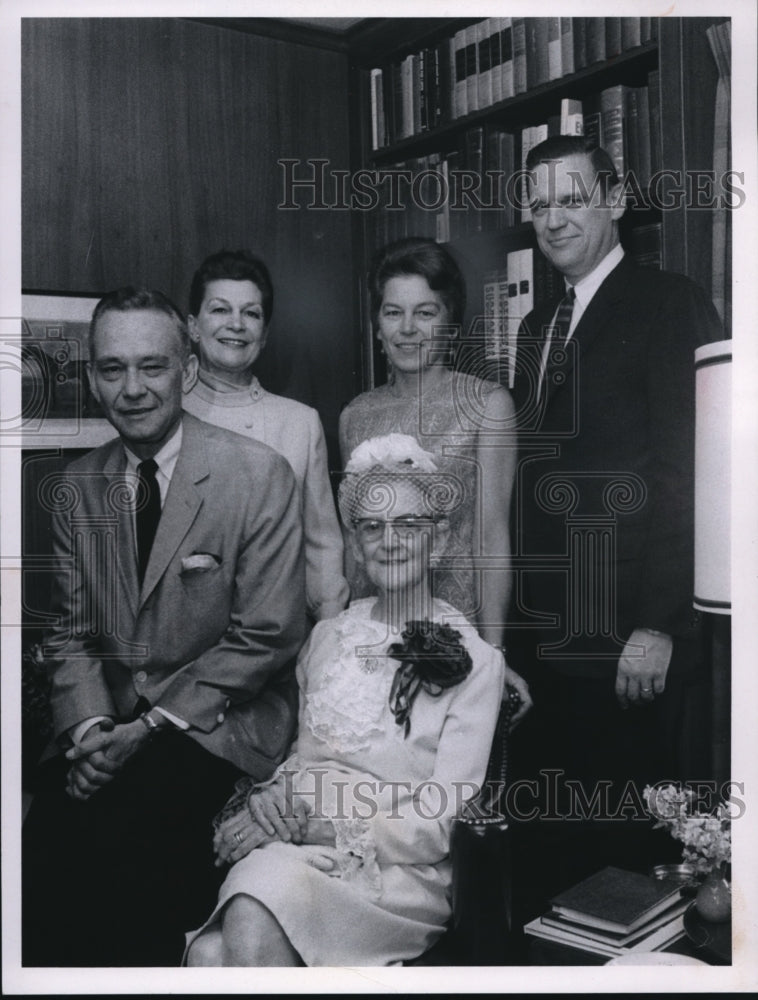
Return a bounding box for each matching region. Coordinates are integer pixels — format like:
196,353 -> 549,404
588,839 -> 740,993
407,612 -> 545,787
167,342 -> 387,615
636,85 -> 651,189
582,92 -> 603,149
412,52 -> 422,136
573,17 -> 587,71
497,271 -> 511,386
648,69 -> 661,176
483,270 -> 499,358
561,98 -> 584,135
490,18 -> 503,105
512,18 -> 527,94
506,250 -> 520,390
621,16 -> 641,51
464,125 -> 485,234
477,18 -> 493,110
465,24 -> 479,114
501,17 -> 514,100
401,53 -> 414,139
453,29 -> 468,118
370,68 -> 383,150
587,18 -> 607,65
547,17 -> 562,81
560,18 -> 575,76
499,130 -> 515,228
605,16 -> 622,58
625,86 -> 640,185
600,84 -> 627,179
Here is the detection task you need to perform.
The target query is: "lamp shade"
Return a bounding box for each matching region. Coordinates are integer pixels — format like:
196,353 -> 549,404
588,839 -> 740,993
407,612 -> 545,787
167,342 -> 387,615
693,340 -> 731,614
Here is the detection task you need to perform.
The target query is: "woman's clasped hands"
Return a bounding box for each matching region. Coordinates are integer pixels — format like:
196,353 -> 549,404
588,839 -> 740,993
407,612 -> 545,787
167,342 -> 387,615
213,777 -> 309,868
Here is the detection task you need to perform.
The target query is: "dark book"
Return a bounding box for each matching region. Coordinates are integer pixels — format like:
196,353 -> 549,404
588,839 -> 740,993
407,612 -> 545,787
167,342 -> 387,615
635,85 -> 651,188
489,19 -> 503,104
501,18 -> 514,99
648,69 -> 661,175
512,18 -> 528,94
641,17 -> 653,44
436,37 -> 454,126
526,17 -> 550,89
549,867 -> 683,935
477,20 -> 493,109
464,23 -> 479,113
453,28 -> 468,118
573,17 -> 587,71
541,897 -> 688,948
625,86 -> 640,182
600,83 -> 628,179
621,16 -> 641,51
582,92 -> 604,149
464,125 -> 485,233
587,18 -> 607,65
605,16 -> 622,58
560,18 -> 575,76
547,17 -> 562,80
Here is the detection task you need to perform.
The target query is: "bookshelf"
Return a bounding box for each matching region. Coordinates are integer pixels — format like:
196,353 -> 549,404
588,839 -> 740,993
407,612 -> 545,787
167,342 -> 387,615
347,15 -> 729,390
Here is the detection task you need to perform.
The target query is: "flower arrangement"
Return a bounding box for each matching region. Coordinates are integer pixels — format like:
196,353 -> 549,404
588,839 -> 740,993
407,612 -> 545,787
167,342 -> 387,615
644,783 -> 731,875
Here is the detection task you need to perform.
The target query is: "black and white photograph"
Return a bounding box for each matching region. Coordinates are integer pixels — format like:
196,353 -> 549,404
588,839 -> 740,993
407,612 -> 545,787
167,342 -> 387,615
1,0 -> 756,993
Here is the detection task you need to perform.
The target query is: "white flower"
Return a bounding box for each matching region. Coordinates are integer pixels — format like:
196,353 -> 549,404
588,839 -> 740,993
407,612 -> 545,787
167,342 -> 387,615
345,433 -> 438,475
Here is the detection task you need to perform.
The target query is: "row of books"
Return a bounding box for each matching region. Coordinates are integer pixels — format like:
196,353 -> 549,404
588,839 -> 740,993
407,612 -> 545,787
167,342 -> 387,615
369,100 -> 663,248
524,866 -> 688,959
370,17 -> 658,149
480,248 -> 560,389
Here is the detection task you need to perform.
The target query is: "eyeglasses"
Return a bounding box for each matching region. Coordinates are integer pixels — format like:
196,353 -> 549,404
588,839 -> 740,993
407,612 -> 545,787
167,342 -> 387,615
353,516 -> 443,543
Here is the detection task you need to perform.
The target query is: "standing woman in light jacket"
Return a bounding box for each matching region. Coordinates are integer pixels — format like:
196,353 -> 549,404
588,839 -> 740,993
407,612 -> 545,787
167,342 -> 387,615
184,249 -> 348,621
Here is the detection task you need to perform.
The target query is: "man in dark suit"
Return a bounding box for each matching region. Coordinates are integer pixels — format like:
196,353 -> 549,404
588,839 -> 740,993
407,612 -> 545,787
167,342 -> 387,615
22,288 -> 305,966
508,137 -> 722,914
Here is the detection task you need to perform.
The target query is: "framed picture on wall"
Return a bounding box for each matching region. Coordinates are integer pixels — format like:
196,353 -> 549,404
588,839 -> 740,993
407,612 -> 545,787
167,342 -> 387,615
20,291 -> 113,448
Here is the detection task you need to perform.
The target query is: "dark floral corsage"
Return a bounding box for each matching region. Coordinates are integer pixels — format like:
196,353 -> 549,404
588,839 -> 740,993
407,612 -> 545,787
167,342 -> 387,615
388,621 -> 473,737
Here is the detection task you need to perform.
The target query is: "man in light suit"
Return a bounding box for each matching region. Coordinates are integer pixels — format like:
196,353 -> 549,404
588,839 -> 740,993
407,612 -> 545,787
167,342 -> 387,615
22,288 -> 305,966
508,137 -> 722,918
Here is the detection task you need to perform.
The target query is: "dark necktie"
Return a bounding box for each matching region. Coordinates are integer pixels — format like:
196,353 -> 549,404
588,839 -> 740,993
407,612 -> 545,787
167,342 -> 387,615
539,287 -> 576,399
551,286 -> 576,341
136,458 -> 161,584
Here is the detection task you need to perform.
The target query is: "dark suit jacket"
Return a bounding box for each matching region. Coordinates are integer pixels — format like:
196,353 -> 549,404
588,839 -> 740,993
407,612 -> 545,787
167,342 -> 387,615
511,256 -> 722,677
45,412 -> 306,777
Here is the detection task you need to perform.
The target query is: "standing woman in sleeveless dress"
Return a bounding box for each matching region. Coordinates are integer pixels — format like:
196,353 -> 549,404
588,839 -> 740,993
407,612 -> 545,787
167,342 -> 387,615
340,238 -> 525,690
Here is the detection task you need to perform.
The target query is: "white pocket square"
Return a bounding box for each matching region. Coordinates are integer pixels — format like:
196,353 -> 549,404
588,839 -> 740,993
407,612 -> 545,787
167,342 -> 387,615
181,553 -> 220,573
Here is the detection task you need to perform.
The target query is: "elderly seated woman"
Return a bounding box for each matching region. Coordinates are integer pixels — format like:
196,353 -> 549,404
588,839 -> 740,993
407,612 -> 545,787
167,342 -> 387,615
185,434 -> 530,967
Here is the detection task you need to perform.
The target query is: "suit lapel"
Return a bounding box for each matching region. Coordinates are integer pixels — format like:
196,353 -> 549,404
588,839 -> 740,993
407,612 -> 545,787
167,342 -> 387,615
139,417 -> 208,609
101,443 -> 140,619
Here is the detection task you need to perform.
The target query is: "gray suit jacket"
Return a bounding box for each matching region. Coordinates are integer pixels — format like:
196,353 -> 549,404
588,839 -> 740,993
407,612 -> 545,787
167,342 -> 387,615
45,412 -> 305,777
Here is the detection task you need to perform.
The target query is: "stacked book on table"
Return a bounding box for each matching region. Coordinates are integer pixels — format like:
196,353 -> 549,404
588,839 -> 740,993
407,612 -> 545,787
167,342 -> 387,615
524,866 -> 688,959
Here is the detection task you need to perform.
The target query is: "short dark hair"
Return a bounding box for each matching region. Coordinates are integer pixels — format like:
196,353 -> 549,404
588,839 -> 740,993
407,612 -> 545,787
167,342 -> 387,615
188,249 -> 274,324
368,238 -> 466,330
526,136 -> 620,196
90,287 -> 190,360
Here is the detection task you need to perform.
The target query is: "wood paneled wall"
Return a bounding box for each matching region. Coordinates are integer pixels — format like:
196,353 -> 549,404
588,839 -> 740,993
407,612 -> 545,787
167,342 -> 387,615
22,17 -> 359,450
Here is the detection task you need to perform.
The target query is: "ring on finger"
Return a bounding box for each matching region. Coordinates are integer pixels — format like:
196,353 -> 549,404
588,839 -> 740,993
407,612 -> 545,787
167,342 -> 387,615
234,830 -> 245,845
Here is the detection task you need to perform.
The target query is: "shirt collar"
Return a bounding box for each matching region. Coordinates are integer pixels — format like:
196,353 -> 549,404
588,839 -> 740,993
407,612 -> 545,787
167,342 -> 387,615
123,419 -> 183,481
570,243 -> 625,312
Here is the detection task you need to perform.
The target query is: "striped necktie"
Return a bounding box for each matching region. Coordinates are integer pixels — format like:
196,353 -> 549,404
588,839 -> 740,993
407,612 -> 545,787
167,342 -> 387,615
538,287 -> 576,398
551,286 -> 576,341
